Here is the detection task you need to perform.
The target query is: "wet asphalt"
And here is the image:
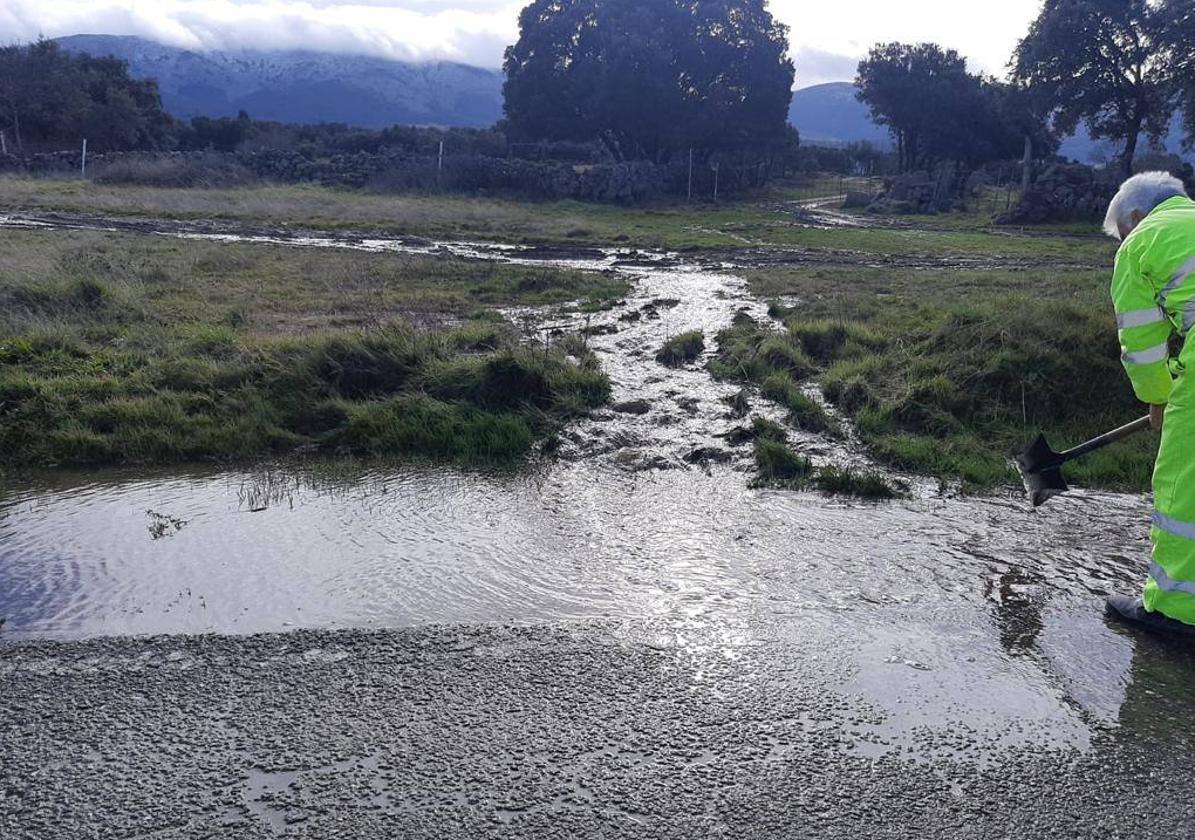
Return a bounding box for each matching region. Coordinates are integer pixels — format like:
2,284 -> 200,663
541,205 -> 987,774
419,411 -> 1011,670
5,618 -> 1195,839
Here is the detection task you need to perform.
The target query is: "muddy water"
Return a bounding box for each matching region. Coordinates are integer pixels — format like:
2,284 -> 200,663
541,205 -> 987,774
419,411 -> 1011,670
0,212 -> 1178,757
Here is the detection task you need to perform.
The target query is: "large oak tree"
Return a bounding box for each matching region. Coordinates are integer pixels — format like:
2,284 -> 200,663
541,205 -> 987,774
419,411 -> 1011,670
856,43 -> 1029,173
1012,0 -> 1173,175
502,0 -> 795,162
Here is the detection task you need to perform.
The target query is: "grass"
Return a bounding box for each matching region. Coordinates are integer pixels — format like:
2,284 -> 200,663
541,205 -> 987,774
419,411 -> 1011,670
656,330 -> 705,367
0,230 -> 617,467
751,420 -> 899,499
0,176 -> 1118,262
748,264 -> 1158,492
708,314 -> 836,434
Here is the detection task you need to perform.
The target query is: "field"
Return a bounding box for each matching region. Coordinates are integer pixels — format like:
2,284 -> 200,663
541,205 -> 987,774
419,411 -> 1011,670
0,229 -> 623,467
0,176 -> 1150,492
0,176 -> 1117,262
737,263 -> 1155,491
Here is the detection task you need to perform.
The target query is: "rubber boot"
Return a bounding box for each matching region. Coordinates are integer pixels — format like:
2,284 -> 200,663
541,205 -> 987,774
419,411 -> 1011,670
1107,593 -> 1195,638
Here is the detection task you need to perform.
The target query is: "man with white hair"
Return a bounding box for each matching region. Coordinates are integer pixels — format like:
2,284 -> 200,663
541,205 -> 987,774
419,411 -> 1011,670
1103,171 -> 1195,630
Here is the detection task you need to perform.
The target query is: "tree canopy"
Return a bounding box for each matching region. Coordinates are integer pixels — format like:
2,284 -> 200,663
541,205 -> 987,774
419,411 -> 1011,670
502,0 -> 795,162
1012,0 -> 1174,175
0,39 -> 172,154
855,43 -> 1032,173
1158,0 -> 1195,149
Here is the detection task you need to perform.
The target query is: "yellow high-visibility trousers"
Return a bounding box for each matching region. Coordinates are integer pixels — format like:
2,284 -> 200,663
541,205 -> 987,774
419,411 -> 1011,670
1145,347 -> 1195,624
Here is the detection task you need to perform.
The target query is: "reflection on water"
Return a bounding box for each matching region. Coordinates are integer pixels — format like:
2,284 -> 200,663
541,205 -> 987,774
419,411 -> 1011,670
0,460 -> 1151,642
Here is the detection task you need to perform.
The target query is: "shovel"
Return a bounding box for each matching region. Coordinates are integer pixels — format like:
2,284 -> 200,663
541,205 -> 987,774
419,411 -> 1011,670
1015,415 -> 1152,507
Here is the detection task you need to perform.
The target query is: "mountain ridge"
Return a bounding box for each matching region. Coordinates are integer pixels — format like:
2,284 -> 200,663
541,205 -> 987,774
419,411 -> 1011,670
56,34 -> 505,129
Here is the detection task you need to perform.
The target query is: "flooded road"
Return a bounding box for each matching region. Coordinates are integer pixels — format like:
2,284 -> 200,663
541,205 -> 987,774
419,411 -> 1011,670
4,210 -> 1194,838
0,460 -> 1150,641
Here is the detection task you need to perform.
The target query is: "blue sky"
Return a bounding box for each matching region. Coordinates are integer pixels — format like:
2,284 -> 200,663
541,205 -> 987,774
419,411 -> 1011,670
1,0 -> 1044,87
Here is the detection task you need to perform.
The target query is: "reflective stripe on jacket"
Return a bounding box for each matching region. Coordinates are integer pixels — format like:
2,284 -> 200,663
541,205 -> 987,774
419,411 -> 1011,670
1111,195 -> 1195,405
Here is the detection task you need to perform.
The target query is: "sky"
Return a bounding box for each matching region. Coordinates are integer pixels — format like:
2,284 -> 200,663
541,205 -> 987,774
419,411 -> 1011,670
0,0 -> 1045,88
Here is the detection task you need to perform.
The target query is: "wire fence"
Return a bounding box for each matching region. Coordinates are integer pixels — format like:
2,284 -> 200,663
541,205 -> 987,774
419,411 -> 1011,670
775,175 -> 887,201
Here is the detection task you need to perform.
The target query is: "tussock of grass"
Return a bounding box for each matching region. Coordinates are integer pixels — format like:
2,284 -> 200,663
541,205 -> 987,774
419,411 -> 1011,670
750,416 -> 787,443
709,314 -> 814,381
755,438 -> 814,482
656,330 -> 705,367
750,264 -> 1156,491
811,465 -> 901,499
752,436 -> 900,499
0,230 -> 615,467
710,316 -> 835,434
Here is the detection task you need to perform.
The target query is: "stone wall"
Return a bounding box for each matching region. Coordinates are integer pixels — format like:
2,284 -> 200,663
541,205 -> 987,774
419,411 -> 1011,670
997,163 -> 1119,225
866,168 -> 961,215
0,149 -> 765,203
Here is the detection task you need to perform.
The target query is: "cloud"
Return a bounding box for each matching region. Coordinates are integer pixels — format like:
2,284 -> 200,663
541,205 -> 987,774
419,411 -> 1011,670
0,0 -> 524,67
0,0 -> 1043,78
775,0 -> 1041,80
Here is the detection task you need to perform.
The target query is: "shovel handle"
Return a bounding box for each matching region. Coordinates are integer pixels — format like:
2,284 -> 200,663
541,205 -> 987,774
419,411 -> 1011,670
1059,415 -> 1152,463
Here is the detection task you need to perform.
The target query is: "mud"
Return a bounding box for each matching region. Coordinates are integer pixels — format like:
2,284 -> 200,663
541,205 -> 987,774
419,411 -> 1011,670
0,209 -> 1105,271
771,196 -> 1108,242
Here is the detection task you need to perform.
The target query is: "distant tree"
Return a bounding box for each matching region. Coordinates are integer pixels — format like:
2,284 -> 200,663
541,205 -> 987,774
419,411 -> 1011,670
502,0 -> 795,162
179,111 -> 253,152
0,39 -> 172,154
1012,0 -> 1174,176
856,43 -> 1022,173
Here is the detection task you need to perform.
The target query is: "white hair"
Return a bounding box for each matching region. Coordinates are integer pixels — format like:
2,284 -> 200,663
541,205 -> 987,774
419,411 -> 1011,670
1103,171 -> 1189,239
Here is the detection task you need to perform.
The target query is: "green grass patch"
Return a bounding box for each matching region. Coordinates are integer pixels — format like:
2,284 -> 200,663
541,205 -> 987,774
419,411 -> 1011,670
656,330 -> 705,367
752,436 -> 900,499
0,230 -> 614,467
709,316 -> 835,434
750,264 -> 1157,492
0,177 -> 1118,261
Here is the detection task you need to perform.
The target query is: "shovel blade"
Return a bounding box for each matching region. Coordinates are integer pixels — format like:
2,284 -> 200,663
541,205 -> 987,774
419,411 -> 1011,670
1015,432 -> 1069,508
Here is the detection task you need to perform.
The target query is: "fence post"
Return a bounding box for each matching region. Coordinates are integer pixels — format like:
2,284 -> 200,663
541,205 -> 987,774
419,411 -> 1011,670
687,148 -> 693,201
0,131 -> 6,155
713,162 -> 720,203
437,140 -> 444,189
81,138 -> 87,177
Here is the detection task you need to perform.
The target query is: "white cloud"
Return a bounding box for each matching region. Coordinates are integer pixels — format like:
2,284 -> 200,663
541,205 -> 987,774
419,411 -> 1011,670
0,0 -> 524,67
778,0 -> 1044,83
0,0 -> 1043,79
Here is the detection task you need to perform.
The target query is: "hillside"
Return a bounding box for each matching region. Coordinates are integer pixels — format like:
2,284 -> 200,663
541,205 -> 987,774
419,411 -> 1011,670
56,35 -> 504,129
788,82 -> 891,149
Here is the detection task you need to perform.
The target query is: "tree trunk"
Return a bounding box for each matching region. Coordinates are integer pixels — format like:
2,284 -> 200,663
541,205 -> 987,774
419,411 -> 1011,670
9,104 -> 22,154
1120,118 -> 1141,178
1020,134 -> 1033,197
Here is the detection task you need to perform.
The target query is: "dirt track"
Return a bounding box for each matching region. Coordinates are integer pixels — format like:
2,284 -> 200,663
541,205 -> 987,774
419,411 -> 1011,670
5,620 -> 1195,839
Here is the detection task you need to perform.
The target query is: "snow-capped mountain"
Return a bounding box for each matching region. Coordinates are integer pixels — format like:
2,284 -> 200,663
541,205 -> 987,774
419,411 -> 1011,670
56,34 -> 504,128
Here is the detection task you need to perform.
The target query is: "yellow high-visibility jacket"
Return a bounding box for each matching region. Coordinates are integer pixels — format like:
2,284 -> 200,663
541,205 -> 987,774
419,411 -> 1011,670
1112,195 -> 1195,404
